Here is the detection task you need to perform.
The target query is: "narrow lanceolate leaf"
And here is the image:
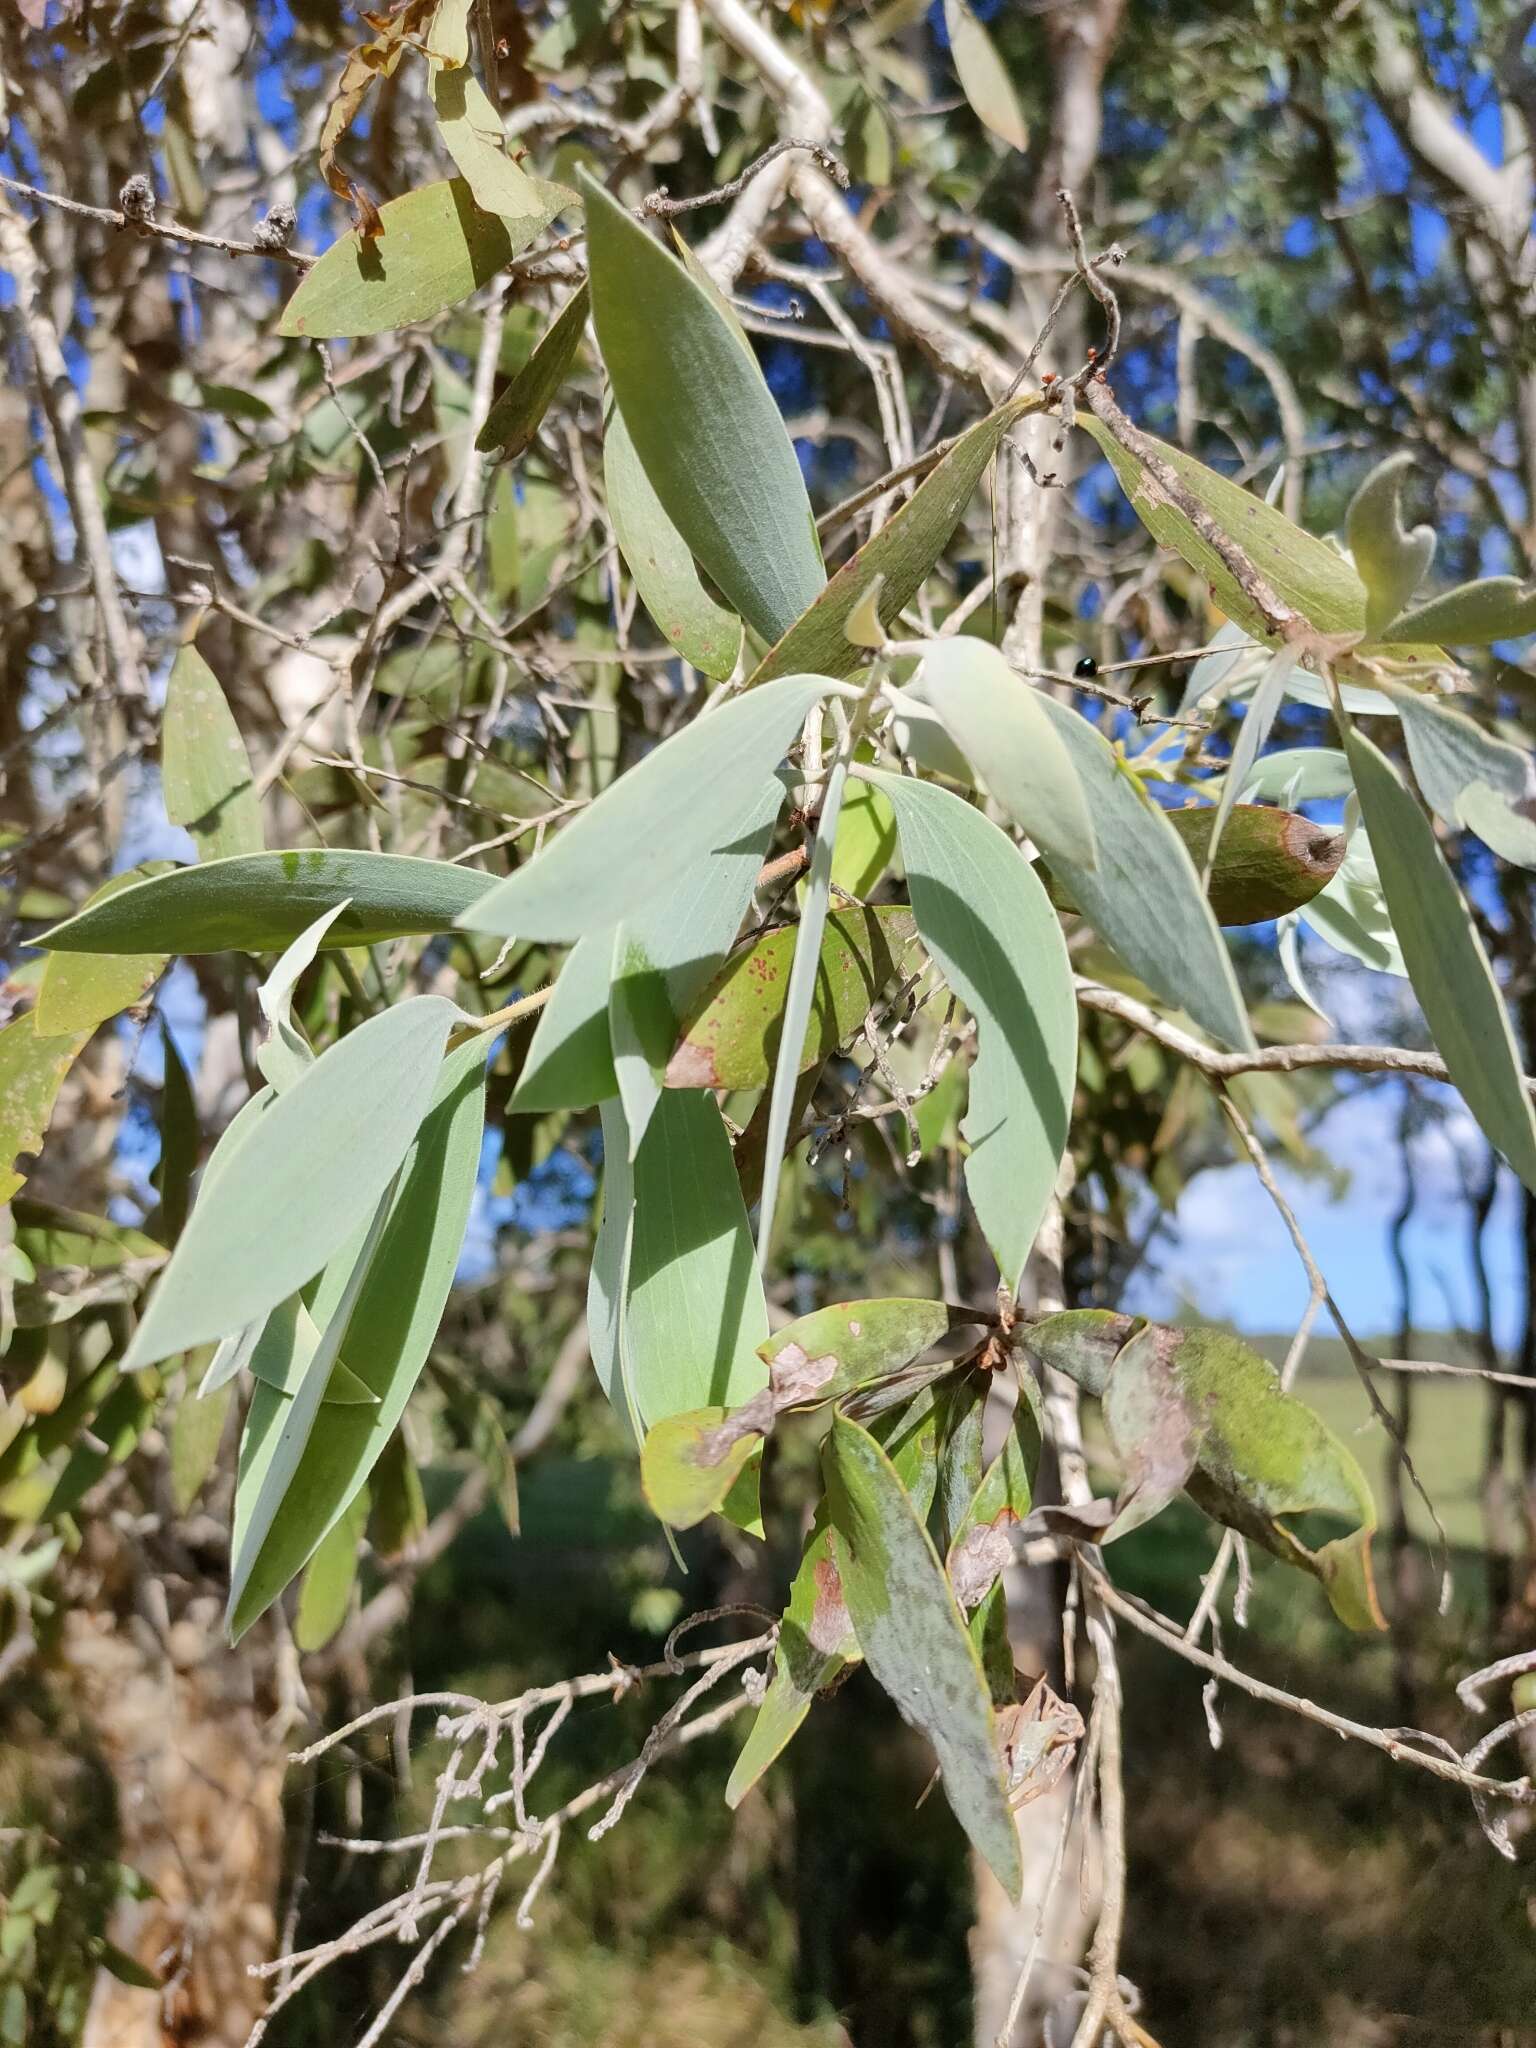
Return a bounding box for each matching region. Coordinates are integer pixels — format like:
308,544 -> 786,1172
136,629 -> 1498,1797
169,1372 -> 231,1513
34,867 -> 170,1034
124,995 -> 459,1368
0,1012 -> 87,1202
588,1096 -> 638,1438
604,405 -> 743,681
943,0 -> 1028,150
431,65 -> 544,219
626,1090 -> 768,1425
831,771 -> 896,897
477,281 -> 590,456
278,178 -> 570,340
154,1018 -> 198,1243
1392,686 -> 1536,870
911,637 -> 1096,867
227,1034 -> 487,1639
581,168 -> 824,645
868,771 -> 1076,1293
1346,727 -> 1536,1193
826,1413 -> 1022,1898
609,777 -> 783,1150
1078,414 -> 1368,645
515,935 -> 623,1112
38,849 -> 496,956
750,395 -> 1041,686
1376,575 -> 1536,647
1345,452 -> 1435,637
161,644 -> 263,860
458,674 -> 829,941
293,1484 -> 369,1652
667,906 -> 923,1091
1033,699 -> 1256,1051
255,899 -> 352,1093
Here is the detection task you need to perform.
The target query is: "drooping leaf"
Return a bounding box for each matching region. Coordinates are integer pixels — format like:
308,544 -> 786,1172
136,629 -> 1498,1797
867,770 -> 1076,1293
1345,452 -> 1435,637
666,905 -> 923,1091
1376,575 -> 1536,647
293,1483 -> 369,1651
477,281 -> 590,456
160,644 -> 263,860
725,1519 -> 850,1805
830,770 -> 897,897
278,178 -> 569,340
0,1012 -> 87,1203
1032,699 -> 1256,1051
588,1096 -> 638,1437
153,1018 -> 198,1243
946,1385 -> 1039,1699
227,1034 -> 487,1638
1393,686 -> 1536,869
1346,727 -> 1536,1192
750,395 -> 1039,686
430,64 -> 545,218
826,1412 -> 1022,1897
604,404 -> 743,681
1292,826 -> 1406,980
1078,413 -> 1368,645
38,848 -> 496,956
169,1370 -> 230,1513
370,1428 -> 429,1559
33,866 -> 170,1035
626,1090 -> 767,1426
514,935 -> 622,1112
316,0 -> 431,232
457,674 -> 830,941
910,636 -> 1096,867
943,0 -> 1028,149
123,996 -> 459,1368
581,168 -> 825,645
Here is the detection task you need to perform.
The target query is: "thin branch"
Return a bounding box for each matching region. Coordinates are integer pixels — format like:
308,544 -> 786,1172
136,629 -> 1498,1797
0,170 -> 314,268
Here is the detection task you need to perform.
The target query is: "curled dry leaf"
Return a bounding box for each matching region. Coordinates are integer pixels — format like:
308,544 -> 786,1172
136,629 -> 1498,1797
997,1678 -> 1085,1812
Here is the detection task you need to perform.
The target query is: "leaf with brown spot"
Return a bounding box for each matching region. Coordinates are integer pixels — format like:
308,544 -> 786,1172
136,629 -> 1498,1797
317,0 -> 434,235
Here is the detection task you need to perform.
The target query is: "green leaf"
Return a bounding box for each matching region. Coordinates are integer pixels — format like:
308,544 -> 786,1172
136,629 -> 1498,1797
277,178 -> 570,340
581,168 -> 824,645
154,1019 -> 198,1244
514,777 -> 784,1117
169,1370 -> 231,1512
370,1427 -> 429,1558
1376,575 -> 1536,647
1078,414 -> 1368,645
34,867 -> 170,1033
1392,686 -> 1536,869
457,673 -> 829,941
626,1090 -> 767,1425
1238,745 -> 1355,804
830,770 -> 896,897
826,1412 -> 1022,1898
477,281 -> 590,456
227,1034 -> 487,1638
123,995 -> 459,1368
293,1483 -> 369,1651
1346,727 -> 1536,1191
588,1096 -> 638,1437
431,65 -> 547,219
666,905 -> 923,1091
946,1386 -> 1039,1698
1345,453 -> 1435,637
1032,700 -> 1256,1051
640,1405 -> 763,1529
943,0 -> 1028,149
1292,829 -> 1406,979
750,395 -> 1038,686
759,1298 -> 955,1405
38,849 -> 496,956
868,770 -> 1076,1293
0,1012 -> 86,1202
161,644 -> 263,860
910,637 -> 1096,867
604,404 -> 743,681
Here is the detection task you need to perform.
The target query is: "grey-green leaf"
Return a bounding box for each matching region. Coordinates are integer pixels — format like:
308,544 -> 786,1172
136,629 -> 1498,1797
581,168 -> 824,645
1375,576 -> 1536,647
1033,699 -> 1256,1051
826,1412 -> 1022,1898
123,995 -> 459,1367
161,645 -> 264,861
604,404 -> 743,681
1393,686 -> 1536,869
457,674 -> 827,941
626,1090 -> 768,1425
868,770 -> 1076,1293
477,281 -> 590,457
943,0 -> 1028,150
38,849 -> 496,956
911,637 -> 1096,867
1346,726 -> 1536,1191
277,177 -> 571,340
1345,453 -> 1435,638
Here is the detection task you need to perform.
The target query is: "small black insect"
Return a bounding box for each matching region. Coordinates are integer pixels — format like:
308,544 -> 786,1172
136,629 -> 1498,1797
1073,655 -> 1099,679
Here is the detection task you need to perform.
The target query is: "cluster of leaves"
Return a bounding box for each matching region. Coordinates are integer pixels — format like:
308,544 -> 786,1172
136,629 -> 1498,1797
6,0 -> 1536,1902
